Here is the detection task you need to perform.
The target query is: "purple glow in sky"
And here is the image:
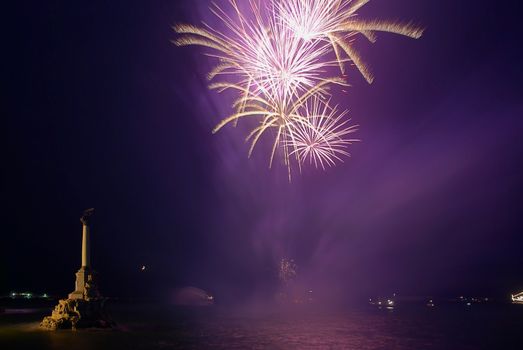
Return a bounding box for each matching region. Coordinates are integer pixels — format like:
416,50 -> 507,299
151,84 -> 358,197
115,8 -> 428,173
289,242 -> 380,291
3,0 -> 523,303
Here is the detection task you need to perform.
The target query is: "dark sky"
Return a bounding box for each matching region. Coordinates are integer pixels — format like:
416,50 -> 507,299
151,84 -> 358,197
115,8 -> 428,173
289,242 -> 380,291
3,0 -> 523,302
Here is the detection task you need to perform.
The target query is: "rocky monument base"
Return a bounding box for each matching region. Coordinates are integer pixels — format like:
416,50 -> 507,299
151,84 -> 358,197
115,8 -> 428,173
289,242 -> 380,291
40,298 -> 113,330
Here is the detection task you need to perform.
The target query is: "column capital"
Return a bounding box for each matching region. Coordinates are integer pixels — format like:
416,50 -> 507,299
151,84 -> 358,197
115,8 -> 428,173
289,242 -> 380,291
80,208 -> 94,225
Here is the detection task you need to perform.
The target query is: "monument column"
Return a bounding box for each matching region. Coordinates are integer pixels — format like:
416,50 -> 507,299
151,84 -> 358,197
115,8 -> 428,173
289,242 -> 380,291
69,208 -> 95,300
82,222 -> 90,268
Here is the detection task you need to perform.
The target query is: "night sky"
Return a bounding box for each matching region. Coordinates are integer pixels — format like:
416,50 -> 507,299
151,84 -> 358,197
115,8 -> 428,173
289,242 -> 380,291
3,0 -> 523,303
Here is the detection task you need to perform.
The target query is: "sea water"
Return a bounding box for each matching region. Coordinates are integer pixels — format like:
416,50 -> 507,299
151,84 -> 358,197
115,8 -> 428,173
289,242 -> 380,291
1,301 -> 522,349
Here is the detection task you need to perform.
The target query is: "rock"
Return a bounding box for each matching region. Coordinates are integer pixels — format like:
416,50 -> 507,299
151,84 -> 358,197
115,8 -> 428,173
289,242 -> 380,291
40,298 -> 114,330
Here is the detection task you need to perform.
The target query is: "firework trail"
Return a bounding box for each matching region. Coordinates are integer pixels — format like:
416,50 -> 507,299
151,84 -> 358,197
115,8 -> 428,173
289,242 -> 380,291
174,0 -> 423,179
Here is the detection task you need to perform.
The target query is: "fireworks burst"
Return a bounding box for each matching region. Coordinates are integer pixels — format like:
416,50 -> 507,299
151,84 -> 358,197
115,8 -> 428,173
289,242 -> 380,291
174,0 -> 423,179
276,0 -> 423,82
279,258 -> 297,285
287,97 -> 359,170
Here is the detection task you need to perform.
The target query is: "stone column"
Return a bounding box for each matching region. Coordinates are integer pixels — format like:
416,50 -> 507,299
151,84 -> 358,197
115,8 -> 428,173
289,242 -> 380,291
69,208 -> 95,300
82,223 -> 90,268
